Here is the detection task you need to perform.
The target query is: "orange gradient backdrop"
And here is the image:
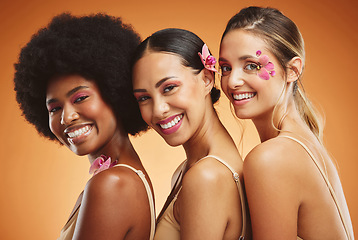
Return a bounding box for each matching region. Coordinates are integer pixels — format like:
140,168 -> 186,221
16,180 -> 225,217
1,0 -> 357,239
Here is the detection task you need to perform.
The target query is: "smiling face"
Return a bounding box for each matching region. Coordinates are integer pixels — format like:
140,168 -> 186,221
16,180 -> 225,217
132,52 -> 208,147
219,29 -> 286,121
46,75 -> 119,156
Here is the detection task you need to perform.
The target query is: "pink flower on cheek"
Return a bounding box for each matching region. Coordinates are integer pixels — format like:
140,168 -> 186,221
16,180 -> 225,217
256,50 -> 276,80
89,155 -> 118,175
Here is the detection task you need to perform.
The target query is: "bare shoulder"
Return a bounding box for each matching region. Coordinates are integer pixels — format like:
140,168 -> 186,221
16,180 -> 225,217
243,137 -> 308,198
85,165 -> 143,198
243,137 -> 309,206
177,156 -> 243,239
73,166 -> 149,239
183,157 -> 234,190
243,138 -> 307,238
244,137 -> 303,175
180,156 -> 237,203
82,165 -> 148,219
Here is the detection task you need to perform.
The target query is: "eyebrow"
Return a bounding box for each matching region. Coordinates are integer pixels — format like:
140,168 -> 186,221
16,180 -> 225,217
46,85 -> 89,104
133,76 -> 177,93
239,55 -> 256,61
219,55 -> 256,63
218,57 -> 228,62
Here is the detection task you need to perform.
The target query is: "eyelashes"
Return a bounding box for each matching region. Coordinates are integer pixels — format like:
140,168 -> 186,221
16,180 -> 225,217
135,94 -> 150,103
220,65 -> 232,76
134,82 -> 180,104
71,93 -> 89,104
47,93 -> 90,113
244,62 -> 259,71
47,104 -> 60,113
162,84 -> 177,93
220,61 -> 260,76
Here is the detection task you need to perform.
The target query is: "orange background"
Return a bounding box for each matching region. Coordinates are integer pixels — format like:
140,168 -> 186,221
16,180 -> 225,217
1,0 -> 357,239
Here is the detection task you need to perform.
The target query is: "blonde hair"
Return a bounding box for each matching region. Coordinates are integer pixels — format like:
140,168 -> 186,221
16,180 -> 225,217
222,6 -> 323,141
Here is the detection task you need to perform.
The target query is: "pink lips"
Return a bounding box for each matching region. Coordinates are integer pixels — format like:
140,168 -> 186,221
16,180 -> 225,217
65,124 -> 93,145
232,98 -> 251,106
231,92 -> 256,106
156,114 -> 183,135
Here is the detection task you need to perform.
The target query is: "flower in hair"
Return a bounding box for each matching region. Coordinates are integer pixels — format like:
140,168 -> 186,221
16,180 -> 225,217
198,44 -> 218,73
89,155 -> 118,176
256,50 -> 275,80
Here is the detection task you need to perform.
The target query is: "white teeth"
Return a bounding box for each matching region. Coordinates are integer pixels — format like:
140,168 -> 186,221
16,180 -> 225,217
67,125 -> 90,138
233,93 -> 255,100
160,115 -> 183,130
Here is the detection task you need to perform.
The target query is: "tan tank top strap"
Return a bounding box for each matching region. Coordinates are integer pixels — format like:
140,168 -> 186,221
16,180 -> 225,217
279,136 -> 351,240
114,164 -> 156,240
157,164 -> 186,223
199,155 -> 247,239
173,186 -> 182,200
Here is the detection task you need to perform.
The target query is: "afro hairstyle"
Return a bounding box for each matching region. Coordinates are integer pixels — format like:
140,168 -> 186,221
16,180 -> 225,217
14,12 -> 148,141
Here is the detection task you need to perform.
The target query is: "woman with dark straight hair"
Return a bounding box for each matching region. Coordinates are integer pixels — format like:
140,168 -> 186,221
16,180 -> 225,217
132,28 -> 250,239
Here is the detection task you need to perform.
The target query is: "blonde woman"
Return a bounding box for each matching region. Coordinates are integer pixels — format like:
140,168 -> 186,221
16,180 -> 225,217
219,6 -> 354,239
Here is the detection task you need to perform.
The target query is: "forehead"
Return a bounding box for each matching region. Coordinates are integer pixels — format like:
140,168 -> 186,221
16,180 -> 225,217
46,75 -> 96,99
133,52 -> 186,86
220,29 -> 269,58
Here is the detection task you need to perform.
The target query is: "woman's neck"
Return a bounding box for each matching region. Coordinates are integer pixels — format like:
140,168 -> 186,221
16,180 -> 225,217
183,105 -> 225,166
252,101 -> 302,142
87,129 -> 139,166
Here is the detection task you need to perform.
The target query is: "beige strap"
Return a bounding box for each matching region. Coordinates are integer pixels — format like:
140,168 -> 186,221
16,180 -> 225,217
279,136 -> 351,240
156,164 -> 186,223
114,164 -> 156,240
199,155 -> 247,239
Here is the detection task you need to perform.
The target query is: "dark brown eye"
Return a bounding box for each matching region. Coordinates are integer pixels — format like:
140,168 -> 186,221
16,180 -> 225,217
163,85 -> 176,93
220,65 -> 232,76
137,95 -> 150,102
74,95 -> 88,103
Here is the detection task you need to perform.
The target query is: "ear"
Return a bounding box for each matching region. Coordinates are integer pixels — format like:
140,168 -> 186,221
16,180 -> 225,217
200,69 -> 215,95
286,57 -> 303,83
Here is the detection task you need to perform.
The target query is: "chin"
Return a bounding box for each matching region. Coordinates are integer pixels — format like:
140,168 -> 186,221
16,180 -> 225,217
166,141 -> 182,147
67,144 -> 91,156
233,109 -> 254,120
235,115 -> 252,120
161,135 -> 185,147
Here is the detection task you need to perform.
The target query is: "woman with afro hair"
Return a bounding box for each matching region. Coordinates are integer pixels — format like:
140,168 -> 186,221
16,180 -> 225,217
14,13 -> 155,240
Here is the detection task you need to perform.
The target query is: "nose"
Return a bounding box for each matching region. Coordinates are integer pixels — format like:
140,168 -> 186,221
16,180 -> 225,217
227,70 -> 245,90
60,104 -> 79,125
152,97 -> 169,119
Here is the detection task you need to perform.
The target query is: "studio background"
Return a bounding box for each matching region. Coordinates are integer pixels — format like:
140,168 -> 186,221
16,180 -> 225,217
0,0 -> 357,239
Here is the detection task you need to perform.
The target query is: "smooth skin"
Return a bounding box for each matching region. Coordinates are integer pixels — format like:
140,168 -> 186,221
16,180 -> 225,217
133,52 -> 246,240
219,29 -> 354,239
46,75 -> 153,240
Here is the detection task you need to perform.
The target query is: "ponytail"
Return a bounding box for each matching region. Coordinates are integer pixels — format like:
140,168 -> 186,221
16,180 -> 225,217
294,82 -> 324,141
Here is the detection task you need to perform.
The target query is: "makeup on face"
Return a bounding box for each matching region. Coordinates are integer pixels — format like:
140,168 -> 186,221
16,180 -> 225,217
46,75 -> 118,156
219,30 -> 284,120
133,52 -> 208,146
133,77 -> 184,135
